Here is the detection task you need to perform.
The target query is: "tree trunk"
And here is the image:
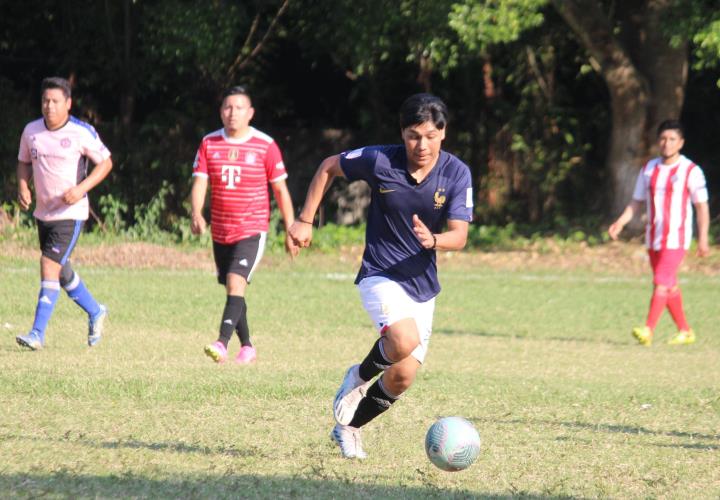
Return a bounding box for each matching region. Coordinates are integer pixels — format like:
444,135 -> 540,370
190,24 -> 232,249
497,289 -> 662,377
551,0 -> 688,216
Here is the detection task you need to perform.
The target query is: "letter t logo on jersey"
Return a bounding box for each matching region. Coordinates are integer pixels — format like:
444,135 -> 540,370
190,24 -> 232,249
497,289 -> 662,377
221,165 -> 242,189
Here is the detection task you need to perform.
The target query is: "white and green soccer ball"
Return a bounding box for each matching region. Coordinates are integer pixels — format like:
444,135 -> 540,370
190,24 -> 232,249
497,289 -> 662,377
425,416 -> 481,471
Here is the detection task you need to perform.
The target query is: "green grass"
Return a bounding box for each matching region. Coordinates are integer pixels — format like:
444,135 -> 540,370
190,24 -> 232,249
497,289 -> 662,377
1,251 -> 719,499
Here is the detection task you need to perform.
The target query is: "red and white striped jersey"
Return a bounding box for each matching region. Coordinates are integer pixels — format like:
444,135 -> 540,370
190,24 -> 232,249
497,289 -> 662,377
632,155 -> 708,250
192,127 -> 288,244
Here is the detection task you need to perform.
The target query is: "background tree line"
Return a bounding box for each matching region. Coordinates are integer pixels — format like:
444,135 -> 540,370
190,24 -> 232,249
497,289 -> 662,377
1,0 -> 719,237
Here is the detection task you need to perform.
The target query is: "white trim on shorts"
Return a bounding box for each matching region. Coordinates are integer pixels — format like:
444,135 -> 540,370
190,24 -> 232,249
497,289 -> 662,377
246,231 -> 267,283
357,275 -> 435,364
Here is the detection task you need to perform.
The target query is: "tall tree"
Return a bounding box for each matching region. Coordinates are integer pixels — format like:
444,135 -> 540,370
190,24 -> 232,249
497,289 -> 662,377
550,0 -> 688,215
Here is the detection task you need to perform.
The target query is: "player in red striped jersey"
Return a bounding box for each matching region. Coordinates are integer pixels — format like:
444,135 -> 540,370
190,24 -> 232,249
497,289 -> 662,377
191,86 -> 298,364
609,120 -> 710,346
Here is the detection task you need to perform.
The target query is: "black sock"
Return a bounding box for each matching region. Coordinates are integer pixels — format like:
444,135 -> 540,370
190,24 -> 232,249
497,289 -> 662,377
358,338 -> 394,381
348,379 -> 398,428
234,297 -> 251,347
218,295 -> 245,347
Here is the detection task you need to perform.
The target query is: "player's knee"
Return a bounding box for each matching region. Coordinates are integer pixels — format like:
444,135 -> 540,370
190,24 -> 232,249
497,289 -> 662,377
385,332 -> 420,360
59,263 -> 75,288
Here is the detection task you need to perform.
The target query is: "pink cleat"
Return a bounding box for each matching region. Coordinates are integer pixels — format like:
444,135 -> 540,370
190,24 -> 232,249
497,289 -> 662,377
204,341 -> 228,363
235,345 -> 257,364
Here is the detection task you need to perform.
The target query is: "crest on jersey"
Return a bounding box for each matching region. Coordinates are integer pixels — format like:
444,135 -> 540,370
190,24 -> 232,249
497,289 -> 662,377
434,188 -> 447,209
31,148 -> 38,159
245,152 -> 257,165
228,148 -> 239,161
60,138 -> 71,148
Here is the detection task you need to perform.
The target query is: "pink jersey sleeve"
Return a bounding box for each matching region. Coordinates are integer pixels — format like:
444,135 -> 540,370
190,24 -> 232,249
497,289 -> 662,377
192,139 -> 209,177
79,125 -> 111,164
17,127 -> 31,163
265,141 -> 288,183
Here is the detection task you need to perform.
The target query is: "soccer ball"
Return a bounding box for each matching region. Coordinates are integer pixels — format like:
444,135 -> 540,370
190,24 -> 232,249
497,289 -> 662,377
425,416 -> 481,471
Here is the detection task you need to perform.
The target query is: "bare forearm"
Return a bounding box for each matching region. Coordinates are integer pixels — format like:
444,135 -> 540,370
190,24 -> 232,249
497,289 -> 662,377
17,161 -> 32,185
190,177 -> 208,216
299,155 -> 342,221
77,158 -> 113,195
696,202 -> 710,243
272,182 -> 295,228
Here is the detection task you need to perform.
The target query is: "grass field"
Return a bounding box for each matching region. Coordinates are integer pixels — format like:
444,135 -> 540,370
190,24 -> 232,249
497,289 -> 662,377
1,248 -> 719,499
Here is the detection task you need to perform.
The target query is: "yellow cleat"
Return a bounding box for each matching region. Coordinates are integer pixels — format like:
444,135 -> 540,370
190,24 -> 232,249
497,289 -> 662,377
632,326 -> 653,346
668,329 -> 696,345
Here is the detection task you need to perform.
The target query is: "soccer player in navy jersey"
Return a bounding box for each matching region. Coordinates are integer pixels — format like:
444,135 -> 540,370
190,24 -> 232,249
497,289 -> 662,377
289,94 -> 473,459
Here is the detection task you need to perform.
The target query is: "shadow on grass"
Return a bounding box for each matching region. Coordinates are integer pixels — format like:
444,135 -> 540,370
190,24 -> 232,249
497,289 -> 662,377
435,329 -> 628,346
476,417 -> 720,449
0,471 -> 581,499
5,434 -> 264,458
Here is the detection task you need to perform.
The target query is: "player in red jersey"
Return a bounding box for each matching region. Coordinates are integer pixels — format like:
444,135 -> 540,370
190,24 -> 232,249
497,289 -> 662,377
191,86 -> 298,364
609,120 -> 710,346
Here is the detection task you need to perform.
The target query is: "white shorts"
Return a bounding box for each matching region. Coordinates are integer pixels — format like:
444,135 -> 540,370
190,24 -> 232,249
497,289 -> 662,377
357,276 -> 435,363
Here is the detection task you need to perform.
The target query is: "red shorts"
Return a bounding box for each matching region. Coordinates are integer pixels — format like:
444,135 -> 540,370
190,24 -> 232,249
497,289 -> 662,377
648,249 -> 686,287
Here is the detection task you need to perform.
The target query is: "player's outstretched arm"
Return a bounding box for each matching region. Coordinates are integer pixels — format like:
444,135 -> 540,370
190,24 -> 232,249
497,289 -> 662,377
190,175 -> 208,235
289,154 -> 345,248
62,157 -> 113,205
17,161 -> 33,210
608,199 -> 643,240
270,179 -> 299,258
695,201 -> 710,257
413,215 -> 468,251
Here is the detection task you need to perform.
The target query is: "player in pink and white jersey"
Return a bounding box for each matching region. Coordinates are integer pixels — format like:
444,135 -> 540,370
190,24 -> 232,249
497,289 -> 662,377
609,120 -> 710,346
191,85 -> 298,365
15,77 -> 113,351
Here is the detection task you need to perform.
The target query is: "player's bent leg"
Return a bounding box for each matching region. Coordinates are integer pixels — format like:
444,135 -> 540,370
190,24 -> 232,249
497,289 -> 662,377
347,356 -> 419,429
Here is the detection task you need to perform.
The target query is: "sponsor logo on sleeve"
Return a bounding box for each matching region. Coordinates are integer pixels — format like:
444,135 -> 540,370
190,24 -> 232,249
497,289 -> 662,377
466,187 -> 474,208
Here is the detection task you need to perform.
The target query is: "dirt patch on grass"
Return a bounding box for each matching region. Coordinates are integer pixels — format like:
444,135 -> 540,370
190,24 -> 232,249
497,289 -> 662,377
3,239 -> 719,276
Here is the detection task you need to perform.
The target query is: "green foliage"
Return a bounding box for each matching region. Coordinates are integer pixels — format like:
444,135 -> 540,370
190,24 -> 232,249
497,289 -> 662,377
311,223 -> 366,251
97,194 -> 128,235
449,0 -> 547,51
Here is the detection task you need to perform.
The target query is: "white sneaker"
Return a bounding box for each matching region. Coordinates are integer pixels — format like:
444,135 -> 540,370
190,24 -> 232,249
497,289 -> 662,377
330,424 -> 367,459
333,364 -> 371,425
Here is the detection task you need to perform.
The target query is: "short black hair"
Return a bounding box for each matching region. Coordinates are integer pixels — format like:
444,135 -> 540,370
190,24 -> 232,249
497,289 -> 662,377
222,85 -> 251,104
41,77 -> 71,98
657,119 -> 684,138
399,93 -> 448,130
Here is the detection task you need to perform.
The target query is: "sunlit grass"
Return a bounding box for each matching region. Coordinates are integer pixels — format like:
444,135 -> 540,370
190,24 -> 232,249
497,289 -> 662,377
1,252 -> 718,498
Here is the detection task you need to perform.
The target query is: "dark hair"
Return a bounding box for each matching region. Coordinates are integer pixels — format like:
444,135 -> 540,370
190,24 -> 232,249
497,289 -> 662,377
41,77 -> 71,98
221,85 -> 251,104
399,93 -> 448,130
657,119 -> 684,138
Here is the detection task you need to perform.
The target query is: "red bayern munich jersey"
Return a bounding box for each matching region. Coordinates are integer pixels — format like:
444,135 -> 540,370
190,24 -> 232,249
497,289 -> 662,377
193,127 -> 288,244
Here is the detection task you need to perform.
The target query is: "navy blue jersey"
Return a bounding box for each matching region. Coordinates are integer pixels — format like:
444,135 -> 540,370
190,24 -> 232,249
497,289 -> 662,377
340,145 -> 473,302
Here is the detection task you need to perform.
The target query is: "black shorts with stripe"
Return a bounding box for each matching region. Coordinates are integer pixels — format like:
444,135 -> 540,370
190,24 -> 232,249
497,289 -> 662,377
37,219 -> 84,265
213,232 -> 266,285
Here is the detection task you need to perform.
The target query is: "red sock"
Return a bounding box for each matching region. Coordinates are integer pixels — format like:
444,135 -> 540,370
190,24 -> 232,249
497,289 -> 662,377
666,289 -> 690,331
646,289 -> 668,330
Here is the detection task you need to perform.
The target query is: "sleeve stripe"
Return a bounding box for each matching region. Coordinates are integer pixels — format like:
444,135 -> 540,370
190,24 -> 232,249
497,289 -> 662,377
269,173 -> 289,184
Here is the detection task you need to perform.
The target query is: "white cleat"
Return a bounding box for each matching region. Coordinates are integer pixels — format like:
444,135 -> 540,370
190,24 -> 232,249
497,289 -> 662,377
333,364 -> 371,425
330,424 -> 367,459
